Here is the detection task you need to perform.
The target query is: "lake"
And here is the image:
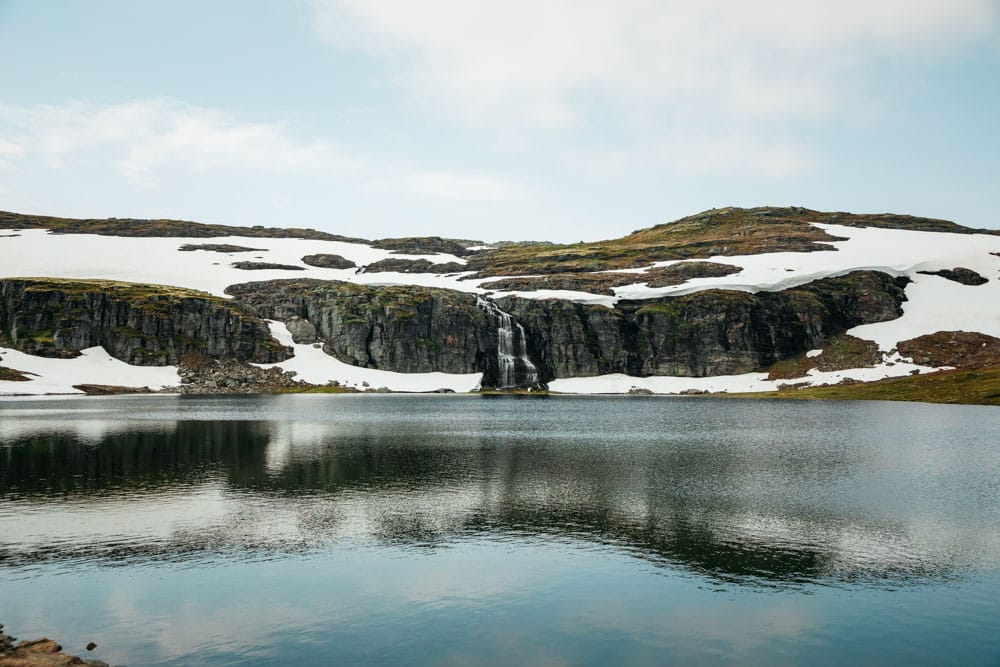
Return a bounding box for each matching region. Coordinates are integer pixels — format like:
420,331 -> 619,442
1,395 -> 998,665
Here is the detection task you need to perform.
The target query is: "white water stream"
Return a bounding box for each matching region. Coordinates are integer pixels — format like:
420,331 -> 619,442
478,297 -> 539,388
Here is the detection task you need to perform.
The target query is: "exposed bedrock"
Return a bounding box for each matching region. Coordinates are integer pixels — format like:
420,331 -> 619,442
227,271 -> 908,384
0,278 -> 291,365
502,270 -> 909,378
227,279 -> 496,374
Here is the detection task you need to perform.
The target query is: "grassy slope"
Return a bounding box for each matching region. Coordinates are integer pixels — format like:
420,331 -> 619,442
0,210 -> 368,243
726,366 -> 1000,406
465,206 -> 998,278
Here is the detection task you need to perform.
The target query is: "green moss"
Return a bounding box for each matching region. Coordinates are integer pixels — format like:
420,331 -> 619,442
635,303 -> 681,316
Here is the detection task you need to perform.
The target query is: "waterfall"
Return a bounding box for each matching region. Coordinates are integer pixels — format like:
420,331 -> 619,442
478,297 -> 539,389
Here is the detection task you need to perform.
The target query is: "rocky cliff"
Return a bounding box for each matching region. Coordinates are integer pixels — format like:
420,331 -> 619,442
0,278 -> 291,365
226,279 -> 495,374
226,271 -> 908,387
502,270 -> 909,379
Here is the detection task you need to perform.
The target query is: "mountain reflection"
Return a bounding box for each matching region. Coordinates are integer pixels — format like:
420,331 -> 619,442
0,415 -> 971,587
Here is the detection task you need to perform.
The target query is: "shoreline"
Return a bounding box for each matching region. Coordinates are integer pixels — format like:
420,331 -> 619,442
0,624 -> 108,667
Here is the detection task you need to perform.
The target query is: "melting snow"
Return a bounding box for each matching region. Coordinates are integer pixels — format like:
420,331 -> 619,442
3,222 -> 999,394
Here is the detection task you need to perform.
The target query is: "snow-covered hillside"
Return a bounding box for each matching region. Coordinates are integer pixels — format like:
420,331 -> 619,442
2,213 -> 999,396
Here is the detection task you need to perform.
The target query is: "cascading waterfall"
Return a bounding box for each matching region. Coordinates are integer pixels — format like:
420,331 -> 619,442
477,296 -> 539,389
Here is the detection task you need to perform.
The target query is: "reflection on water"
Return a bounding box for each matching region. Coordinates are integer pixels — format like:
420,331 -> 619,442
1,395 -> 999,665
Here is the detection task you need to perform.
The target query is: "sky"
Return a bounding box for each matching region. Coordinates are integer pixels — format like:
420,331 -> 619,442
0,0 -> 998,242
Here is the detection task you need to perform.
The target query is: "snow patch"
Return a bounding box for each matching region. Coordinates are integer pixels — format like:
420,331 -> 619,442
0,346 -> 179,395
255,322 -> 482,393
548,358 -> 938,395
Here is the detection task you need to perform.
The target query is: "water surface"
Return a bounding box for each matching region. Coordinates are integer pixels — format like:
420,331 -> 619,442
1,395 -> 998,665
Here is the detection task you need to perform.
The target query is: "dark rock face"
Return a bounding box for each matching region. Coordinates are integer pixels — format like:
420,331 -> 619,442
0,271 -> 908,385
502,271 -> 909,379
301,254 -> 357,269
226,270 -> 907,385
917,267 -> 988,286
226,279 -> 496,376
0,279 -> 292,366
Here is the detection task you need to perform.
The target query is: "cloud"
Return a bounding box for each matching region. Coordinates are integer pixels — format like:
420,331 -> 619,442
312,0 -> 997,125
310,0 -> 999,177
0,99 -> 352,185
0,98 -> 528,203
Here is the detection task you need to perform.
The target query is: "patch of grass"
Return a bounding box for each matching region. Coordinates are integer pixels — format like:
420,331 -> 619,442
730,366 -> 1000,406
276,385 -> 360,394
417,337 -> 440,349
0,366 -> 33,381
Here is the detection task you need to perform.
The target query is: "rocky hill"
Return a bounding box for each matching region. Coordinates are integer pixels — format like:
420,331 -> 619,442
1,206 -> 999,401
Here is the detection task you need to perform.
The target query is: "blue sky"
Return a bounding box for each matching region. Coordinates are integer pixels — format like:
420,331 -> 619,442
1,0 -> 998,241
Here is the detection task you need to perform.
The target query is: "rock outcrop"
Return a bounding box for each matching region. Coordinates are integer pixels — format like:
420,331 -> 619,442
301,254 -> 357,269
226,279 -> 496,376
362,258 -> 466,274
0,625 -> 107,667
501,271 -> 908,379
225,271 -> 907,386
176,353 -> 308,393
0,278 -> 291,365
916,267 -> 988,286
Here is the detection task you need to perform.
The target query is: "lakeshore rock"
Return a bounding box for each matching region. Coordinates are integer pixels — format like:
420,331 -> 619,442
0,626 -> 108,667
0,278 -> 291,366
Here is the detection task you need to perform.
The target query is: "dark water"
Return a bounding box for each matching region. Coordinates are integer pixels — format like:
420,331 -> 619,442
1,395 -> 998,665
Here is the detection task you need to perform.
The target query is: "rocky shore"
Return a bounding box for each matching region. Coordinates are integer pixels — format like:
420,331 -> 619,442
0,624 -> 108,667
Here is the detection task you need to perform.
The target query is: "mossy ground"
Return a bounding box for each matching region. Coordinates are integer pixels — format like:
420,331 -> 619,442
0,365 -> 32,381
274,385 -> 360,394
479,262 -> 742,295
767,335 -> 881,380
0,210 -> 366,243
727,366 -> 1000,406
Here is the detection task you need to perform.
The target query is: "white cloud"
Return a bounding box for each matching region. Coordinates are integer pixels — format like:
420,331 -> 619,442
0,97 -> 533,236
0,99 -> 352,185
312,0 -> 996,124
310,0 -> 998,177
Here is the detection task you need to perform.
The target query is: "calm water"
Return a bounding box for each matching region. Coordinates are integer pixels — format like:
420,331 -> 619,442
1,395 -> 998,665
